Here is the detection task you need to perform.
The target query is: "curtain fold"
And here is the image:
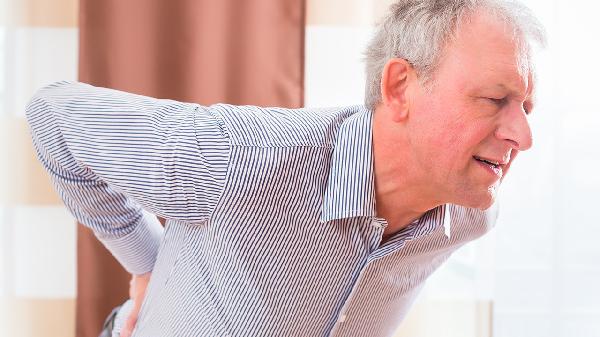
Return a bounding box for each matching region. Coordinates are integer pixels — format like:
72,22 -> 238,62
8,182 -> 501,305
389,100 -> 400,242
77,1 -> 305,336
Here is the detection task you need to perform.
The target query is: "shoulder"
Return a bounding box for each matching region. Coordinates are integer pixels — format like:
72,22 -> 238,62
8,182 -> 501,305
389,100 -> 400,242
207,104 -> 363,148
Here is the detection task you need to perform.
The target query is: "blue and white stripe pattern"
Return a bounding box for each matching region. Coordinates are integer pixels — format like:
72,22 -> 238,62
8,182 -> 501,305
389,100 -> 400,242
26,81 -> 498,337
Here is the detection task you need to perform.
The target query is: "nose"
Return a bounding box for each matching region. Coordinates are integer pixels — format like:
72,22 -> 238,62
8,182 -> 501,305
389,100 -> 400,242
494,104 -> 533,151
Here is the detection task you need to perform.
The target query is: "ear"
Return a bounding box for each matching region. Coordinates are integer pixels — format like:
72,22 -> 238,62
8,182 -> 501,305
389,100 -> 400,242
380,58 -> 413,122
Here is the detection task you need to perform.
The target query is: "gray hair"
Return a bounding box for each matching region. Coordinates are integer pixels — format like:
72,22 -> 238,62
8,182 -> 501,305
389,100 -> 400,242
364,0 -> 547,111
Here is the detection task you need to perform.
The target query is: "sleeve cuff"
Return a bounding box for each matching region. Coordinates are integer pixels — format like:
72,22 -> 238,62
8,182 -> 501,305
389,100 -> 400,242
96,210 -> 164,275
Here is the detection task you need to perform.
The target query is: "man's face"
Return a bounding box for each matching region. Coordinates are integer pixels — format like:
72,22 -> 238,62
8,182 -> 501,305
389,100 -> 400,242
407,12 -> 535,209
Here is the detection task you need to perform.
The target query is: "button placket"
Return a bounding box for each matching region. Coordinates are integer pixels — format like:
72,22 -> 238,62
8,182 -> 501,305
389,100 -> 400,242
329,258 -> 372,334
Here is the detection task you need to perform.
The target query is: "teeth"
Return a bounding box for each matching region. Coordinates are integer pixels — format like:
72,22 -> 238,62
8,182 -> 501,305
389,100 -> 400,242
475,156 -> 499,167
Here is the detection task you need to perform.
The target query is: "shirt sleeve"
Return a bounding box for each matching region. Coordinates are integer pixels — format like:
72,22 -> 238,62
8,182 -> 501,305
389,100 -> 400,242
25,81 -> 230,274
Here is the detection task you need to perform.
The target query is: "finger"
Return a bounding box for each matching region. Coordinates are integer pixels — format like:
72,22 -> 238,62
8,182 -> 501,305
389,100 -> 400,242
121,313 -> 137,337
122,294 -> 144,337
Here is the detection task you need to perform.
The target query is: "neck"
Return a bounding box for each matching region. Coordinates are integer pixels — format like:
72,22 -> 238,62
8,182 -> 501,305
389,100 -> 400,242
372,106 -> 442,230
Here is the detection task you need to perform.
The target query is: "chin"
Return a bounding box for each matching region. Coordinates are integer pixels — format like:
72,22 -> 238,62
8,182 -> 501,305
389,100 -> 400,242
455,185 -> 498,210
476,187 -> 498,209
474,197 -> 496,210
456,199 -> 493,210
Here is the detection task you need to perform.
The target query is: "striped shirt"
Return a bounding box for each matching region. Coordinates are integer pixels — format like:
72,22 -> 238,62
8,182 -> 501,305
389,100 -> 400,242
26,81 -> 498,337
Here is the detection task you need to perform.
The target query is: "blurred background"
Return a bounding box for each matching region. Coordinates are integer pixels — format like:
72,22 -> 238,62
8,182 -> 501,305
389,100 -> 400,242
0,0 -> 598,337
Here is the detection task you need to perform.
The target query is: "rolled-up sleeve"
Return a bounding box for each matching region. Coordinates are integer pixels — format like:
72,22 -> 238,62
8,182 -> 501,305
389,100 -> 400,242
25,81 -> 230,274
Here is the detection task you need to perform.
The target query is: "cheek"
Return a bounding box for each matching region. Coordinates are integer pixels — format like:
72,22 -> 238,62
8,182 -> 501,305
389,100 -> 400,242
430,122 -> 495,175
438,108 -> 496,149
418,123 -> 470,175
427,113 -> 472,151
411,98 -> 487,162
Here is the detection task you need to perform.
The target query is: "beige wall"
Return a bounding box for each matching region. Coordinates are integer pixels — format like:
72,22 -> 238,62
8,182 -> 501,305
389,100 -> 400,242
1,0 -> 77,27
1,0 -> 78,336
0,118 -> 62,205
307,0 -> 396,26
0,299 -> 75,337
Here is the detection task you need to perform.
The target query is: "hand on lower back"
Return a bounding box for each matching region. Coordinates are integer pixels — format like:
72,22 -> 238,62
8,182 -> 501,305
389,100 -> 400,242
120,272 -> 151,337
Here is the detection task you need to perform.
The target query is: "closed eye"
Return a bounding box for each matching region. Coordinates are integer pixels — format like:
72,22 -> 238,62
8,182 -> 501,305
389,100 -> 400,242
487,97 -> 508,106
487,97 -> 532,115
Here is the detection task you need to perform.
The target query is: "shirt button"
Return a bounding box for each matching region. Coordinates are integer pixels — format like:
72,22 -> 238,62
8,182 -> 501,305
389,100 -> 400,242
338,314 -> 347,323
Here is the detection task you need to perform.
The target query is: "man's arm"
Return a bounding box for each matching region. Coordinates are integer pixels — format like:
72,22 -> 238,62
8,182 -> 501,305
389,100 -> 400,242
25,81 -> 230,274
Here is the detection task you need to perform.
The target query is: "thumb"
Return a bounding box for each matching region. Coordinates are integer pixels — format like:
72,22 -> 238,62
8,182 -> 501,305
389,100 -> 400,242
120,272 -> 151,337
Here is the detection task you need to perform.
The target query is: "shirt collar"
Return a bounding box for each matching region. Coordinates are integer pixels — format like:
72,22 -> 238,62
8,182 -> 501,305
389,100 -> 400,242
318,106 -> 453,239
320,106 -> 376,223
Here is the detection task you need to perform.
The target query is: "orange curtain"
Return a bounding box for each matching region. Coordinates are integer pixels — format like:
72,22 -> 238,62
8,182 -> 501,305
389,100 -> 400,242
77,1 -> 305,336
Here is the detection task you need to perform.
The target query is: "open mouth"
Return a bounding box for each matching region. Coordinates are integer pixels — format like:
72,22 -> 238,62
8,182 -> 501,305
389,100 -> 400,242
473,156 -> 503,176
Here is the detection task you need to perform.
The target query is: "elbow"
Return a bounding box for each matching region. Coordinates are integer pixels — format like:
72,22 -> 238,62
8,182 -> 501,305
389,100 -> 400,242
25,90 -> 53,142
25,80 -> 74,135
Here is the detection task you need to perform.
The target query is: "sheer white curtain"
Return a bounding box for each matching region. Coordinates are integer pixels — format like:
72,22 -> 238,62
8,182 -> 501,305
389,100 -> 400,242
493,1 -> 600,336
305,1 -> 600,336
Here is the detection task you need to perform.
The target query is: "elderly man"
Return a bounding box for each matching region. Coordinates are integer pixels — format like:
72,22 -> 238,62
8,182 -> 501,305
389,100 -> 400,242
26,0 -> 545,336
